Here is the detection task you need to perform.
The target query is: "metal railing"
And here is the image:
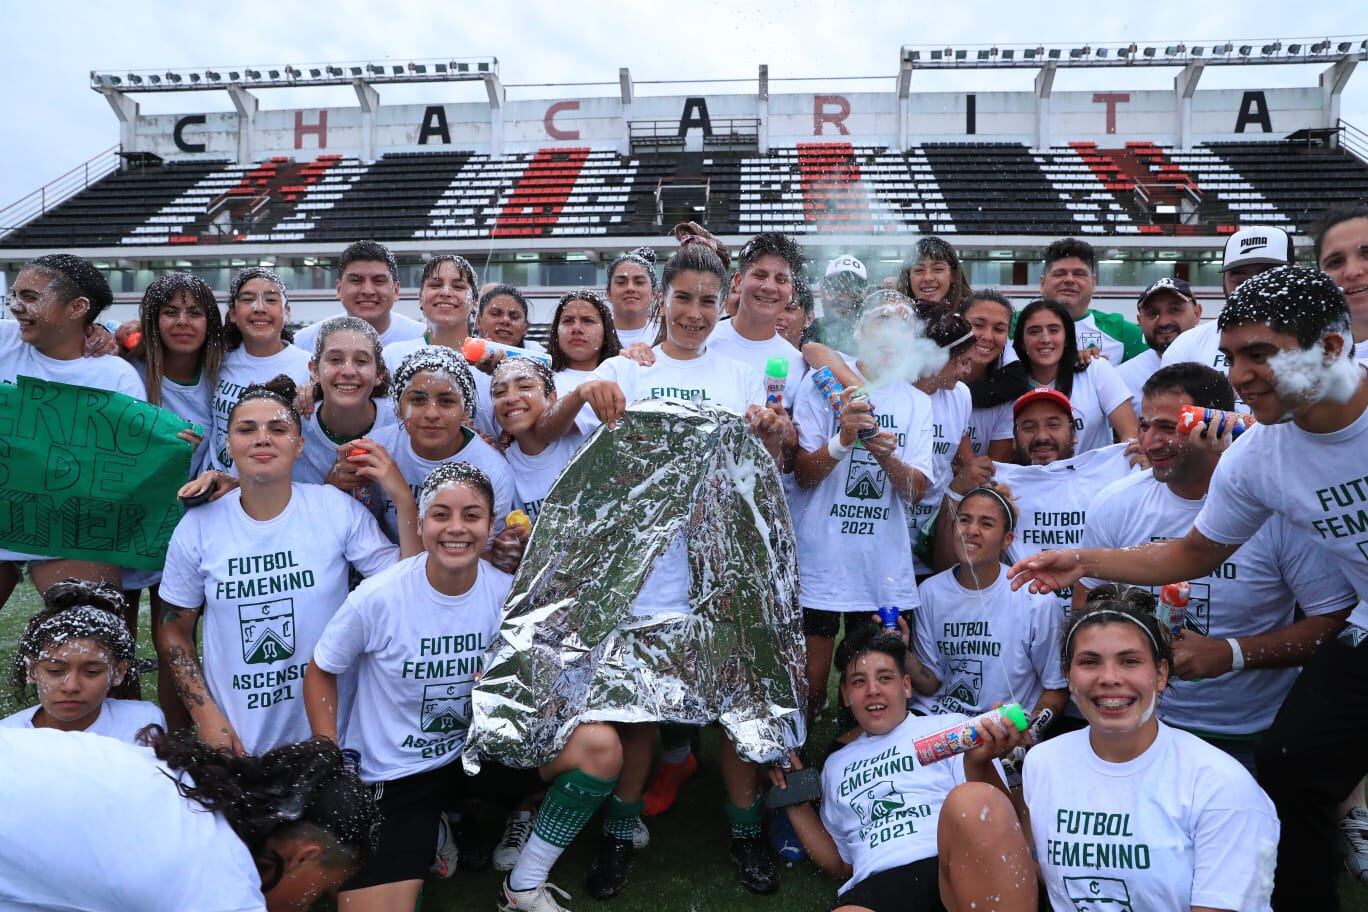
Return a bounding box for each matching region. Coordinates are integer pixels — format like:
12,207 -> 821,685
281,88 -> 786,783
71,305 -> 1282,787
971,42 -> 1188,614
1339,119 -> 1368,165
0,145 -> 122,240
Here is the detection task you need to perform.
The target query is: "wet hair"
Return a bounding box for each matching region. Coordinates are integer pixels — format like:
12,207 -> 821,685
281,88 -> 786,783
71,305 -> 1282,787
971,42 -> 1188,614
836,625 -> 909,680
391,346 -> 477,423
959,479 -> 1019,533
1141,363 -> 1236,412
418,462 -> 495,516
737,232 -> 804,277
492,355 -> 555,397
547,289 -> 620,371
1313,204 -> 1368,266
606,246 -> 659,292
477,283 -> 530,326
653,243 -> 729,346
224,268 -> 290,352
419,254 -> 478,295
793,276 -> 815,317
20,254 -> 114,324
916,301 -> 975,359
1062,586 -> 1172,675
896,237 -> 972,306
11,579 -> 137,703
339,240 -> 399,283
958,290 -> 1017,404
229,374 -> 302,433
146,728 -> 379,883
138,272 -> 225,408
1043,238 -> 1097,274
1009,298 -> 1085,399
310,316 -> 390,402
1218,265 -> 1352,348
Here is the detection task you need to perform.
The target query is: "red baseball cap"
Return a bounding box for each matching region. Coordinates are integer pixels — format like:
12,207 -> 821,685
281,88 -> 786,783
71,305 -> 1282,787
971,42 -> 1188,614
1013,387 -> 1073,419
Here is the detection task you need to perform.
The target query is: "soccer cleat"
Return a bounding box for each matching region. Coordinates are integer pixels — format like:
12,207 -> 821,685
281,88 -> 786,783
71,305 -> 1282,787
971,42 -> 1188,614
1342,807 -> 1368,881
767,808 -> 805,864
493,810 -> 536,872
631,816 -> 650,849
729,836 -> 780,895
430,811 -> 459,879
642,752 -> 698,817
585,836 -> 634,899
500,878 -> 572,912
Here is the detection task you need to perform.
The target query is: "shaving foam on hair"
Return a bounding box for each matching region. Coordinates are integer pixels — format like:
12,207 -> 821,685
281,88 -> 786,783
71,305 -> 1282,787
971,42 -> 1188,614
418,462 -> 494,517
392,346 -> 477,421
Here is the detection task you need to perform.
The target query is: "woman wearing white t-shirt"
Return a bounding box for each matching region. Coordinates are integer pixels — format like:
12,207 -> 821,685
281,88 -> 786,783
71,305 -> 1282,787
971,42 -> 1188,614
958,290 -> 1018,460
492,357 -> 584,524
544,243 -> 795,899
1,578 -> 163,742
606,247 -> 660,348
209,268 -> 312,472
0,254 -> 147,606
381,254 -> 500,439
1001,298 -> 1137,454
306,463 -> 621,912
793,295 -> 935,725
295,316 -> 397,487
1025,588 -> 1280,911
0,725 -> 380,912
364,347 -> 519,565
547,288 -> 623,390
158,376 -> 417,755
909,483 -> 1067,721
767,626 -> 1035,912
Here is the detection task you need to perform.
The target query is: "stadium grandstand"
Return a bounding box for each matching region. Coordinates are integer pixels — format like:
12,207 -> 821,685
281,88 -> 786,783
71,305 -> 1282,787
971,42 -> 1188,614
2,39 -> 1367,328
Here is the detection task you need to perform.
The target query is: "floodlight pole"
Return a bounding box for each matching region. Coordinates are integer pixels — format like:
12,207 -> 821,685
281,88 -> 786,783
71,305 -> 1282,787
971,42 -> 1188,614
758,65 -> 770,153
619,68 -> 634,155
353,79 -> 380,163
1034,61 -> 1056,150
98,87 -> 139,152
1174,61 -> 1205,150
483,72 -> 504,156
897,52 -> 914,151
1321,54 -> 1358,127
227,85 -> 258,164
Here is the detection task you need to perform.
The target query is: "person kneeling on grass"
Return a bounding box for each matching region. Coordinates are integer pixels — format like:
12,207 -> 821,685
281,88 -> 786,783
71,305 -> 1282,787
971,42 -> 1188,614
304,463 -> 622,912
769,627 -> 1036,912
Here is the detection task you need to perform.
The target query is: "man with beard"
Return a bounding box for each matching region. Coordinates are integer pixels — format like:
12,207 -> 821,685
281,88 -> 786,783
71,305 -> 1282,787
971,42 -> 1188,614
1078,363 -> 1354,772
1116,278 -> 1203,415
935,387 -> 1134,614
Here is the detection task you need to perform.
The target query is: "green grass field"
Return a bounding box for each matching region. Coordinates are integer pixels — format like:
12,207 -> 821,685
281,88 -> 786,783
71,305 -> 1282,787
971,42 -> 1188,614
3,581 -> 1368,911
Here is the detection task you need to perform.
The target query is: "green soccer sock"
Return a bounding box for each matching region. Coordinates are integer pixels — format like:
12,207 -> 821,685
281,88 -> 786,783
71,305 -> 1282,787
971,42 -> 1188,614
509,769 -> 617,891
725,795 -> 763,840
603,795 -> 644,841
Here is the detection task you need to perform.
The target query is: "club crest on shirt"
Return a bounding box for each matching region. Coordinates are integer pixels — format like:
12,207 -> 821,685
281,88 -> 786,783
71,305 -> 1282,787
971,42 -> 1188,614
1064,875 -> 1133,911
845,446 -> 887,500
940,658 -> 984,710
238,599 -> 295,664
421,683 -> 470,734
1078,329 -> 1103,351
851,779 -> 904,826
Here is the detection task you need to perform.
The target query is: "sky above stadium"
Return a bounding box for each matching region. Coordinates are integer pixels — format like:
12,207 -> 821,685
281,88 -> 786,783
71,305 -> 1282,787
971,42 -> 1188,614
1,0 -> 1364,206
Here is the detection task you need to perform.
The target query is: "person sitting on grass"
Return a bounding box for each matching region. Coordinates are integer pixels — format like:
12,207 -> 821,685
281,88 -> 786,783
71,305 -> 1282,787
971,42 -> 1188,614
768,626 -> 1036,912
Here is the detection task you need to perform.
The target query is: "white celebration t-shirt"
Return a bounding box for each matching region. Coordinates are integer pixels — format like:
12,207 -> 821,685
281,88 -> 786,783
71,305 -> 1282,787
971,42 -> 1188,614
908,382 -> 972,576
911,567 -> 1065,717
615,321 -> 659,349
1161,320 -> 1252,413
313,554 -> 510,783
0,698 -> 166,745
587,346 -> 766,615
382,336 -> 497,439
820,712 -> 975,894
1026,724 -> 1279,912
965,400 -> 1013,457
1195,405 -> 1368,626
794,358 -> 935,615
134,359 -> 213,477
0,728 -> 268,911
1115,348 -> 1162,418
706,318 -> 806,408
1082,470 -> 1356,734
991,443 -> 1138,615
159,484 -> 399,754
208,344 -> 312,472
1037,359 -> 1134,454
294,309 -> 426,355
505,434 -> 583,523
295,401 -> 399,486
367,423 -> 514,541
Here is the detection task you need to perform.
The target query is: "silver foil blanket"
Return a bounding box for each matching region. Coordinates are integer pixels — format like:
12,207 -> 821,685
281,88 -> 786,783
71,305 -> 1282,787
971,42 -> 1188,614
464,397 -> 806,771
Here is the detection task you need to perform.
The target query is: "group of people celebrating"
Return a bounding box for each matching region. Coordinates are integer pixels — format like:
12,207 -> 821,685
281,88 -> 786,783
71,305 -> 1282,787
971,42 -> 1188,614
1,203 -> 1367,912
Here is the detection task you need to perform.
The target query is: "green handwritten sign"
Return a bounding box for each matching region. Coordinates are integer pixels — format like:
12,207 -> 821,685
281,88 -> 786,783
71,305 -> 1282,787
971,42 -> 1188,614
0,376 -> 196,570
